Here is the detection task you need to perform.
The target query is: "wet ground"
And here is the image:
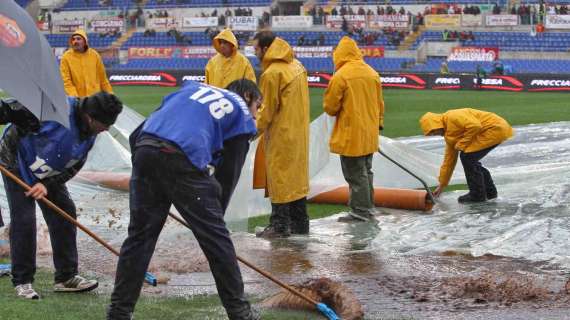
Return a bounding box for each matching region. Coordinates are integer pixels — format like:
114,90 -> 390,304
2,121 -> 570,319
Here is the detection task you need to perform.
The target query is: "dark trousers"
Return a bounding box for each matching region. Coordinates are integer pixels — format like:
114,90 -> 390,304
460,145 -> 498,198
271,197 -> 308,234
2,173 -> 78,286
215,135 -> 250,212
108,146 -> 251,320
340,154 -> 374,214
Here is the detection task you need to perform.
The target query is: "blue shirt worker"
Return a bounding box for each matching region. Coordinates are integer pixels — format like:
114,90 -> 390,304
107,79 -> 262,320
0,92 -> 123,299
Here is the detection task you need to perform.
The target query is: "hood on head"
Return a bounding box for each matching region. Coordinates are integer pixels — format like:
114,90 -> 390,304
69,29 -> 89,49
213,28 -> 238,55
419,112 -> 444,135
333,36 -> 362,71
261,37 -> 294,70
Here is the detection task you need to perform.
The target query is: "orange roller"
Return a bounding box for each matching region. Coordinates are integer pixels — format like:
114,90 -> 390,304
309,186 -> 434,212
76,171 -> 130,191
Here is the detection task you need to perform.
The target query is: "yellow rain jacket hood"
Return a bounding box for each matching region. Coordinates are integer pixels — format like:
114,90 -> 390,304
420,109 -> 514,187
205,29 -> 256,88
324,36 -> 384,156
255,37 -> 310,203
60,29 -> 113,97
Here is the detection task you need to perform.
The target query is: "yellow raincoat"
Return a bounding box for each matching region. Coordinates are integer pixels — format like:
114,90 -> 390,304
204,29 -> 256,89
420,108 -> 513,187
60,30 -> 113,97
256,37 -> 310,203
323,36 -> 384,156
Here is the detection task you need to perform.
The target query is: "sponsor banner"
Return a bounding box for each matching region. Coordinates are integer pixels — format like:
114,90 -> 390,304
326,15 -> 367,29
128,46 -> 216,59
54,19 -> 84,33
107,70 -> 570,93
227,16 -> 258,31
485,14 -> 518,26
368,15 -> 409,29
293,46 -> 333,58
430,75 -> 462,90
90,18 -> 123,32
461,14 -> 482,27
545,14 -> 570,29
361,46 -> 384,57
147,17 -> 178,30
527,77 -> 570,91
424,14 -> 461,28
381,73 -> 427,89
448,47 -> 499,61
108,71 -> 178,87
306,72 -> 332,88
470,75 -> 523,91
182,17 -> 218,28
272,15 -> 313,28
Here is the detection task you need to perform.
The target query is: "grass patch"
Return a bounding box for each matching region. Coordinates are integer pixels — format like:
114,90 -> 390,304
0,262 -> 325,319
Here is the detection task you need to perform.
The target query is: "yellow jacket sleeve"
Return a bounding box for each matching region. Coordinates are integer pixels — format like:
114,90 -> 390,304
96,55 -> 113,93
323,75 -> 345,116
60,56 -> 78,97
439,142 -> 459,187
255,72 -> 279,135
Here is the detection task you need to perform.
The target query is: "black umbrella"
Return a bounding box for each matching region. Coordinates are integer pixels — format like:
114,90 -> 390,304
0,0 -> 69,128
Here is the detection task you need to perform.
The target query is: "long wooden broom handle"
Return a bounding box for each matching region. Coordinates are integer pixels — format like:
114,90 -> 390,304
167,212 -> 321,306
0,165 -> 120,256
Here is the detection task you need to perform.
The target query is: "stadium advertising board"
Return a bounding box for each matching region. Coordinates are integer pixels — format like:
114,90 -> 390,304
271,16 -> 313,28
227,16 -> 258,31
293,46 -> 333,58
326,15 -> 367,29
448,47 -> 499,61
425,14 -> 461,28
485,15 -> 519,26
54,19 -> 84,32
182,17 -> 218,28
107,70 -> 570,92
461,14 -> 483,27
527,77 -> 570,91
545,14 -> 570,29
108,71 -> 177,86
147,17 -> 178,30
368,15 -> 409,29
128,46 -> 216,59
90,18 -> 123,32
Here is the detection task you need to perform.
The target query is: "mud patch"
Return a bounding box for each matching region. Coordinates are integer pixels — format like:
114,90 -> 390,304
261,277 -> 364,320
377,272 -> 570,311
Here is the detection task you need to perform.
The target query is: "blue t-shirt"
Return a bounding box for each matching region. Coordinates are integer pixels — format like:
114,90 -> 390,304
16,97 -> 96,185
141,81 -> 257,170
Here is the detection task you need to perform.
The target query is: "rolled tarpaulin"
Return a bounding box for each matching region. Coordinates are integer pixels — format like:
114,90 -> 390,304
76,171 -> 130,191
309,186 -> 434,212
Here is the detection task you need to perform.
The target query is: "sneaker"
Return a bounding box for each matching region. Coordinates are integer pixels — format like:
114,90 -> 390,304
15,283 -> 40,300
255,225 -> 290,239
54,275 -> 98,293
457,193 -> 486,203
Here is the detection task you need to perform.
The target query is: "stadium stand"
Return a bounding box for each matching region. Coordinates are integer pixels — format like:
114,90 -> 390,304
46,33 -> 121,48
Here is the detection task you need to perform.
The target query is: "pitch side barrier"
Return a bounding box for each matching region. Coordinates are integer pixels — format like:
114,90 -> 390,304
106,70 -> 570,92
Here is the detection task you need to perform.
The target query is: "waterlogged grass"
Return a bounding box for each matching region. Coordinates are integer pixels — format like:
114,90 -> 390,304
0,258 -> 328,320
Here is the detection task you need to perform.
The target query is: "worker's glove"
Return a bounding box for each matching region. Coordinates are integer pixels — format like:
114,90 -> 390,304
0,98 -> 41,133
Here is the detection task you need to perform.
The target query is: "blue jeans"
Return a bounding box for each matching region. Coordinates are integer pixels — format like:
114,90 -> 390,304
107,146 -> 252,320
2,173 -> 78,286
